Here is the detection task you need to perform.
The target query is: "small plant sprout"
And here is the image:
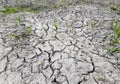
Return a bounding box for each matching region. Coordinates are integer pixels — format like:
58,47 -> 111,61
15,17 -> 21,27
25,26 -> 32,36
10,34 -> 21,40
89,21 -> 95,29
54,20 -> 59,31
38,61 -> 44,68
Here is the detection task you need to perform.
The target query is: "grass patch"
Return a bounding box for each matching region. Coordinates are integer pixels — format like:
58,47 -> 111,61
110,20 -> 120,44
0,6 -> 18,14
0,6 -> 38,14
107,20 -> 120,54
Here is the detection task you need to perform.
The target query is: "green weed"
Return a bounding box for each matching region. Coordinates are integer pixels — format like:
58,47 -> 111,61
111,48 -> 120,53
107,47 -> 120,54
98,77 -> 106,81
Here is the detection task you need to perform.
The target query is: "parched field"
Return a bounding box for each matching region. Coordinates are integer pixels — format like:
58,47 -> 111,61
0,0 -> 120,84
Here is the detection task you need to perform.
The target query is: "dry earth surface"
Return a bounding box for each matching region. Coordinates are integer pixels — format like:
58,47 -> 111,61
0,0 -> 120,84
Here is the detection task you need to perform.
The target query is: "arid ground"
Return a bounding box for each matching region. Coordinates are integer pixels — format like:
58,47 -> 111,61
0,0 -> 120,84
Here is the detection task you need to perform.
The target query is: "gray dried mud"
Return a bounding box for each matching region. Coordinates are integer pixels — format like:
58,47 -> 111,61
0,0 -> 120,84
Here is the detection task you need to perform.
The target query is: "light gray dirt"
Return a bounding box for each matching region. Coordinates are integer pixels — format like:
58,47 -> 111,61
0,0 -> 120,84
